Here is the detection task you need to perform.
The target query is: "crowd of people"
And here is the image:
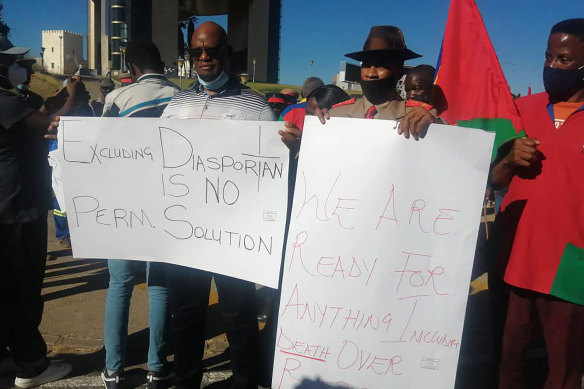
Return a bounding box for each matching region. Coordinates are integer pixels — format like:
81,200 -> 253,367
0,16 -> 583,389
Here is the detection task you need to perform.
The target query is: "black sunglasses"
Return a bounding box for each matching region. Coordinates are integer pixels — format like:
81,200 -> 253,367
189,46 -> 225,60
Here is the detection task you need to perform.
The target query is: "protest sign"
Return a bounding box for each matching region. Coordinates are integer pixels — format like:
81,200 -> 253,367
57,117 -> 288,288
48,148 -> 66,213
272,117 -> 495,388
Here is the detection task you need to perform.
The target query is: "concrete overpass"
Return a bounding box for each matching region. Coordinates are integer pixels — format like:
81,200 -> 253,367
88,0 -> 280,82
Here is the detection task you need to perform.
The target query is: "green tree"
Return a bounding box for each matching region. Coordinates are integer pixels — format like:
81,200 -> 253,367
0,2 -> 10,36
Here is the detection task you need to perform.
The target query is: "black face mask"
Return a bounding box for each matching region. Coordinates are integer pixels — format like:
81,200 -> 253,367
543,65 -> 584,102
360,76 -> 398,105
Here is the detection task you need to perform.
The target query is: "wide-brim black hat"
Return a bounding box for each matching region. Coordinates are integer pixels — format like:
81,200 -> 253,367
345,26 -> 422,61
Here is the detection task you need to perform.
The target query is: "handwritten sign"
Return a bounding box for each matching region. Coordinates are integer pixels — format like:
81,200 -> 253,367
48,148 -> 66,213
272,117 -> 494,388
57,117 -> 288,288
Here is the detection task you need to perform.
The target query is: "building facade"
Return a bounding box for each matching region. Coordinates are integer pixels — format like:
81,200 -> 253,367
87,0 -> 280,82
42,30 -> 84,75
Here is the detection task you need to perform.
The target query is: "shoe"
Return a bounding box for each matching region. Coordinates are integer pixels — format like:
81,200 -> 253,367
146,369 -> 173,389
59,237 -> 72,249
14,361 -> 72,388
101,369 -> 124,389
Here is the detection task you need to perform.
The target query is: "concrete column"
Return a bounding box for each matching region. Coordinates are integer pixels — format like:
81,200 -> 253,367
152,0 -> 179,69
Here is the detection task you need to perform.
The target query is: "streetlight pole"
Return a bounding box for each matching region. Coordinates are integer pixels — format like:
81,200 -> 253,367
309,60 -> 314,76
59,36 -> 63,74
252,59 -> 256,83
120,46 -> 126,73
177,57 -> 185,89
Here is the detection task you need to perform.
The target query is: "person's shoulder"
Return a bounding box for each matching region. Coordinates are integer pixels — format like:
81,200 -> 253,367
281,102 -> 306,117
0,88 -> 19,101
331,97 -> 357,109
169,88 -> 201,102
148,76 -> 181,92
329,97 -> 359,116
103,87 -> 124,103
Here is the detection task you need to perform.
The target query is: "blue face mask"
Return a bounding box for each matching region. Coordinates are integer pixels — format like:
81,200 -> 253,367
543,65 -> 584,101
197,71 -> 229,91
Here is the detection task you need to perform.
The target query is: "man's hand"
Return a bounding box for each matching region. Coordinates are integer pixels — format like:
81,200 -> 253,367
489,136 -> 541,189
65,76 -> 82,97
278,121 -> 302,152
398,106 -> 434,140
43,87 -> 68,114
311,106 -> 331,124
503,137 -> 541,168
45,115 -> 60,140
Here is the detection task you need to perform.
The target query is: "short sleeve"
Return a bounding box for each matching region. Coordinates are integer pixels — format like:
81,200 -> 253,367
259,102 -> 277,121
0,91 -> 36,129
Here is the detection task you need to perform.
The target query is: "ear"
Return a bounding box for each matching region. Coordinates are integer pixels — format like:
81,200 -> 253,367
127,63 -> 139,79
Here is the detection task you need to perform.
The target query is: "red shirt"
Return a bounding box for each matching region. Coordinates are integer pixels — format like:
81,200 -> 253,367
496,92 -> 584,304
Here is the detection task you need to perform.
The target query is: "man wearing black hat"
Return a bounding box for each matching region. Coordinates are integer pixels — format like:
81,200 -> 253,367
280,26 -> 438,146
330,26 -> 438,136
0,34 -> 73,387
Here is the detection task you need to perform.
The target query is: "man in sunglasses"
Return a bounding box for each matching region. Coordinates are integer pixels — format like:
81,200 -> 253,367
161,22 -> 275,389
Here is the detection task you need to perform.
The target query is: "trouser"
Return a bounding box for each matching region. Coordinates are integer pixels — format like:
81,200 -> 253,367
166,266 -> 259,389
499,287 -> 584,389
104,260 -> 169,373
0,218 -> 49,378
52,198 -> 69,240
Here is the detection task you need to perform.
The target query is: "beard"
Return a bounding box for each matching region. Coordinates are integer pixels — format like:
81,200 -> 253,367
359,76 -> 399,105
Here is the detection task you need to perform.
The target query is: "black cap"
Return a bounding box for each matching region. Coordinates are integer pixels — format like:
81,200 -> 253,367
0,33 -> 30,56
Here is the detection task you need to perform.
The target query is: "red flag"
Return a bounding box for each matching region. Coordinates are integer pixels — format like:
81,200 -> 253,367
435,0 -> 523,158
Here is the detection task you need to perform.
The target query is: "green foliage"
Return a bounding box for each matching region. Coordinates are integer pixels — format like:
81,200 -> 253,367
0,3 -> 10,36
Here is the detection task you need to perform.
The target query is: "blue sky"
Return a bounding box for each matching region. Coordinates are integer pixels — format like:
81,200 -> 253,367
2,0 -> 582,95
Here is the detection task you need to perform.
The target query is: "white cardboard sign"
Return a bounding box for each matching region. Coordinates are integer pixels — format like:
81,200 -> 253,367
272,117 -> 494,389
48,148 -> 66,213
57,117 -> 289,288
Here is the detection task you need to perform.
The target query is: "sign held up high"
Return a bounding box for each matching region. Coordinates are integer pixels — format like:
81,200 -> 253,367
272,117 -> 495,389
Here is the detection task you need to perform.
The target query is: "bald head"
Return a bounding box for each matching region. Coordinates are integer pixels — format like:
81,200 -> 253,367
192,22 -> 228,48
191,22 -> 230,84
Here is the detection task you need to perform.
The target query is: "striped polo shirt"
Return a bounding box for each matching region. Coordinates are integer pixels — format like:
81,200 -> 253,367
161,76 -> 276,121
102,74 -> 180,118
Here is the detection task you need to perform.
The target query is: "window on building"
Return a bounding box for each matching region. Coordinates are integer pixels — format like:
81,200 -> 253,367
72,49 -> 75,54
51,47 -> 54,53
51,63 -> 54,68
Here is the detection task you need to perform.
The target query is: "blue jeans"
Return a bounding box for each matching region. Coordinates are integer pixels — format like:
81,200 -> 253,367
104,260 -> 169,373
53,198 -> 69,240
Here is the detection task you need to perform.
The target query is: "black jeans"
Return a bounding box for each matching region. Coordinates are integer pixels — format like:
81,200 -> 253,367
0,218 -> 49,377
166,266 -> 259,389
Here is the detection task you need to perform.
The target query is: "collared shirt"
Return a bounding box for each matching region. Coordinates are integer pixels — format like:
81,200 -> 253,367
102,73 -> 180,118
329,95 -> 408,120
161,75 -> 276,121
